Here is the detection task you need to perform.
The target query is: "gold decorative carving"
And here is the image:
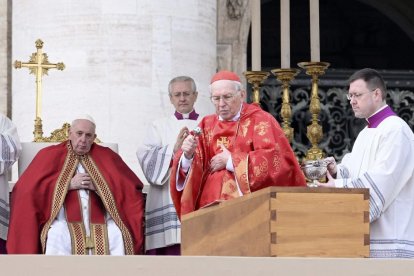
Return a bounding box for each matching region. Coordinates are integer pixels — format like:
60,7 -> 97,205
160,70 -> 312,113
243,71 -> 270,105
298,61 -> 330,161
35,121 -> 102,143
271,68 -> 300,142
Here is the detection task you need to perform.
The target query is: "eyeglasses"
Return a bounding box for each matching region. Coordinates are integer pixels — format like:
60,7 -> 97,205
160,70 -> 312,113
170,92 -> 194,99
346,88 -> 376,101
210,91 -> 240,104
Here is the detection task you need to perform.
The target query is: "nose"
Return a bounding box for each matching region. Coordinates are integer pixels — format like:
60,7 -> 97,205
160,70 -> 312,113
79,134 -> 87,142
218,96 -> 228,104
218,98 -> 227,107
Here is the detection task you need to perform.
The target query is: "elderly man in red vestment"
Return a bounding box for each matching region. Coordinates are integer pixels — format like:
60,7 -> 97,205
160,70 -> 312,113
170,71 -> 306,218
7,115 -> 144,255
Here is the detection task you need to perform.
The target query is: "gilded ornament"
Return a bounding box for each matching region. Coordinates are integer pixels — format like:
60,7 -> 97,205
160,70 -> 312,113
216,136 -> 230,148
254,121 -> 270,136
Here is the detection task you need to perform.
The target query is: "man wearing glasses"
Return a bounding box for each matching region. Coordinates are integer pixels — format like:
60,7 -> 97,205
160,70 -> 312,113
137,76 -> 201,255
318,68 -> 414,258
170,70 -> 306,218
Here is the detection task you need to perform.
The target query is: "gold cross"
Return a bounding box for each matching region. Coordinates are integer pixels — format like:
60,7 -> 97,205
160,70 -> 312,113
216,136 -> 230,148
14,39 -> 65,120
14,39 -> 65,141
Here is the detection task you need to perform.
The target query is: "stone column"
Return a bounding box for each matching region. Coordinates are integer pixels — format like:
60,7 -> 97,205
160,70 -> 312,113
217,0 -> 250,81
12,0 -> 217,180
0,0 -> 10,116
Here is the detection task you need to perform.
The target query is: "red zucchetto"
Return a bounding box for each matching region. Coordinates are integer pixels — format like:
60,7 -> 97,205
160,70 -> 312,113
210,70 -> 241,84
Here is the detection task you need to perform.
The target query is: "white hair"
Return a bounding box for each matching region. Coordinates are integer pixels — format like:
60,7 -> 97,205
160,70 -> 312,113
208,80 -> 243,94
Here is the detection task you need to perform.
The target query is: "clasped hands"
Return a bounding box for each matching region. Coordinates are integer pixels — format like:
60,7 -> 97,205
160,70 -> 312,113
181,133 -> 230,173
69,172 -> 96,191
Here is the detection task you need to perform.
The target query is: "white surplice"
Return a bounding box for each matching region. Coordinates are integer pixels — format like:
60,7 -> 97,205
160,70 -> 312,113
137,115 -> 200,251
334,116 -> 414,258
0,115 -> 21,241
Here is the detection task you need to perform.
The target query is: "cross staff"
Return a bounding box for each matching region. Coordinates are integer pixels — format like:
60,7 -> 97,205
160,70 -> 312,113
14,39 -> 65,119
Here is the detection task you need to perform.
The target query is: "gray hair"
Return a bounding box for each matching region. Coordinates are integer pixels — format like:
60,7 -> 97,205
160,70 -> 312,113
208,80 -> 243,94
168,76 -> 197,95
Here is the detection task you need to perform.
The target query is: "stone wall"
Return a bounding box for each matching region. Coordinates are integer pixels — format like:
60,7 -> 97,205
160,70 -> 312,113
0,0 -> 9,116
217,0 -> 250,79
11,0 -> 217,181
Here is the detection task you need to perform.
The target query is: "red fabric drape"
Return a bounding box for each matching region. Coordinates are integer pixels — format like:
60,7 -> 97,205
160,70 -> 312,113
170,103 -> 306,218
7,142 -> 144,254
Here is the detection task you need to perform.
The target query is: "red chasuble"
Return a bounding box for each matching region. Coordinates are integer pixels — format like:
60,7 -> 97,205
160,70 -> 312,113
7,141 -> 144,254
170,103 -> 306,218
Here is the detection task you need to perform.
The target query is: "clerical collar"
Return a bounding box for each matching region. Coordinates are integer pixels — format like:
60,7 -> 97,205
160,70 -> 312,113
174,110 -> 199,120
219,103 -> 243,122
366,105 -> 396,128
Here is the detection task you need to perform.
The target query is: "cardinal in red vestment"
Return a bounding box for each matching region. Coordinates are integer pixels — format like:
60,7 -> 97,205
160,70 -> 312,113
7,115 -> 144,254
170,71 -> 306,218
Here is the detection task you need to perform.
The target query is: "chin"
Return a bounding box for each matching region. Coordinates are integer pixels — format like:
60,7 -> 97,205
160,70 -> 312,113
75,147 -> 89,155
353,112 -> 363,119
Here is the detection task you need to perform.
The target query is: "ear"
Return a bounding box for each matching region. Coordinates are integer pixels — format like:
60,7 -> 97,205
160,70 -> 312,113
240,89 -> 247,101
192,91 -> 198,103
374,88 -> 383,102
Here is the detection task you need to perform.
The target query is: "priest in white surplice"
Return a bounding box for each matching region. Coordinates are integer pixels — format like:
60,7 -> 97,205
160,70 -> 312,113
318,68 -> 414,258
137,76 -> 201,255
0,114 -> 21,254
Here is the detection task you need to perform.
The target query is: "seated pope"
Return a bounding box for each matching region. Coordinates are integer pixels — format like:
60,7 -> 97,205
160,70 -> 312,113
7,115 -> 144,255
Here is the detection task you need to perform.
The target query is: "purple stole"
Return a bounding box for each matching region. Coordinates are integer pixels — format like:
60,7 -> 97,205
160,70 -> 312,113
174,110 -> 199,120
367,105 -> 396,128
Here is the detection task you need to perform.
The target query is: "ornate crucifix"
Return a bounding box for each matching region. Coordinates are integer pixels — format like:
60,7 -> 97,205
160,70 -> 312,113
14,39 -> 65,141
